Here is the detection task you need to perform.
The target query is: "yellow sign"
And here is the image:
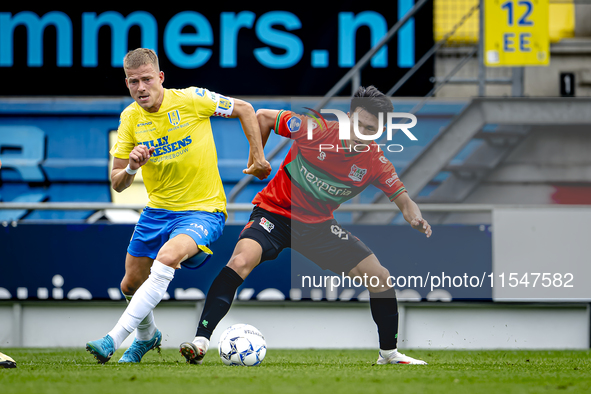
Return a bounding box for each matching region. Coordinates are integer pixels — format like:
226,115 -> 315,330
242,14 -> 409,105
485,0 -> 549,66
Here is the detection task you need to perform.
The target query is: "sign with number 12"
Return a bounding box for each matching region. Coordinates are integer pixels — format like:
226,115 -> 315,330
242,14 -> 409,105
485,0 -> 549,66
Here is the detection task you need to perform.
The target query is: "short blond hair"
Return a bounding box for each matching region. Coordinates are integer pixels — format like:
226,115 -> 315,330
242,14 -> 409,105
123,48 -> 160,72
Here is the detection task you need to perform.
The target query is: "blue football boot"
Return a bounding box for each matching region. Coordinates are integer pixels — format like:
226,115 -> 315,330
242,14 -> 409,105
86,335 -> 115,364
118,329 -> 162,363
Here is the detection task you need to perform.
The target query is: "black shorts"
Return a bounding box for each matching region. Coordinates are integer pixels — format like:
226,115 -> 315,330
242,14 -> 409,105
238,206 -> 373,275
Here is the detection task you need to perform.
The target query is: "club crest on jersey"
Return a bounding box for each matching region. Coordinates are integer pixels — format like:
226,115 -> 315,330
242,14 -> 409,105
287,116 -> 302,133
167,110 -> 181,126
259,217 -> 275,233
348,164 -> 367,182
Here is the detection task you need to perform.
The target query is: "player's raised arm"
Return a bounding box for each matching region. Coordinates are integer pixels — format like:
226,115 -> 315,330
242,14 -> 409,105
229,99 -> 271,180
255,109 -> 281,148
393,192 -> 432,238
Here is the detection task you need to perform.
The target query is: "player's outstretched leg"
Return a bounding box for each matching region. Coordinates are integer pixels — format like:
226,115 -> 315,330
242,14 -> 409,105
87,235 -> 196,363
349,255 -> 427,365
86,260 -> 175,364
118,255 -> 162,363
179,266 -> 244,364
180,238 -> 261,364
118,292 -> 162,363
369,288 -> 426,365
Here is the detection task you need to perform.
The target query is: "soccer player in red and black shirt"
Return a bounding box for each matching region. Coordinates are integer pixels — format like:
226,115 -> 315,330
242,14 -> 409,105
180,86 -> 432,365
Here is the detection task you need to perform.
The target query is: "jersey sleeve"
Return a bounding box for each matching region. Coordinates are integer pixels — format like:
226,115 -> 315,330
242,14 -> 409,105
373,154 -> 407,202
191,87 -> 235,118
109,111 -> 136,160
273,110 -> 317,141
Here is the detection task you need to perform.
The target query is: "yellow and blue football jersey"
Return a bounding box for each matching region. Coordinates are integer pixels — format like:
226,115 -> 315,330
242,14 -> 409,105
110,87 -> 233,216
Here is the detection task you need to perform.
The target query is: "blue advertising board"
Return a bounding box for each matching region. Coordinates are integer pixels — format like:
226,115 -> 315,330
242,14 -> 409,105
0,223 -> 492,301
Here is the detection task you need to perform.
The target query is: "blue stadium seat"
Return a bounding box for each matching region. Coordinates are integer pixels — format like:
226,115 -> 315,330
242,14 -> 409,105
0,191 -> 46,222
40,117 -> 112,182
0,126 -> 45,182
24,184 -> 111,221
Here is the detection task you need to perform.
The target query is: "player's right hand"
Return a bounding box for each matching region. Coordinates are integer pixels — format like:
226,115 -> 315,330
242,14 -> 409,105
129,145 -> 155,170
243,159 -> 272,180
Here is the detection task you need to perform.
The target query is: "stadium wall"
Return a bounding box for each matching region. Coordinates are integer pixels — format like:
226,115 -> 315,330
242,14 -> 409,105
0,301 -> 589,350
440,125 -> 591,226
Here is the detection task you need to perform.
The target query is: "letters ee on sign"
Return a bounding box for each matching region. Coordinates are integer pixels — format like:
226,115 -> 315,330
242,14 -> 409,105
484,0 -> 549,66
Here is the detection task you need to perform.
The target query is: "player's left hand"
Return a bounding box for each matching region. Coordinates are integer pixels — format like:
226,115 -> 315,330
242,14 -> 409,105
411,217 -> 432,238
243,159 -> 272,180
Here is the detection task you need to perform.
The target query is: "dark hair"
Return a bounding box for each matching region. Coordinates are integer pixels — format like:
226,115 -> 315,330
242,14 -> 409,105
350,85 -> 394,119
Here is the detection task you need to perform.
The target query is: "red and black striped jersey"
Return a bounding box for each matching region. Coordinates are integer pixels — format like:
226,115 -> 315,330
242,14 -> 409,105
252,110 -> 407,223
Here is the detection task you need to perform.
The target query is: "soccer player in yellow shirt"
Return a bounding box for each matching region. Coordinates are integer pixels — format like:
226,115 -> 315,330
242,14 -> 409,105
86,48 -> 271,364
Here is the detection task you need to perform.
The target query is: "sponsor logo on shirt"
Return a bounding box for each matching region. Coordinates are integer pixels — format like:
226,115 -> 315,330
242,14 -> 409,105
386,173 -> 399,187
330,224 -> 349,240
259,217 -> 275,233
298,164 -> 353,199
286,153 -> 360,205
348,164 -> 367,182
135,120 -> 156,134
138,135 -> 192,158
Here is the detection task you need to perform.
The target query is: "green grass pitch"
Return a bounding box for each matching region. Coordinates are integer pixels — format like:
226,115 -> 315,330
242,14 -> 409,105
1,348 -> 589,394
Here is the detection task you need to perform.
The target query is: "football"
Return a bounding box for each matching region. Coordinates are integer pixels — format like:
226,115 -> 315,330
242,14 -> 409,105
218,324 -> 267,366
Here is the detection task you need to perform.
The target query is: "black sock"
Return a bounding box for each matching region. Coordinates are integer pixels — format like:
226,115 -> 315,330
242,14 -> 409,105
369,287 -> 399,350
196,266 -> 244,339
